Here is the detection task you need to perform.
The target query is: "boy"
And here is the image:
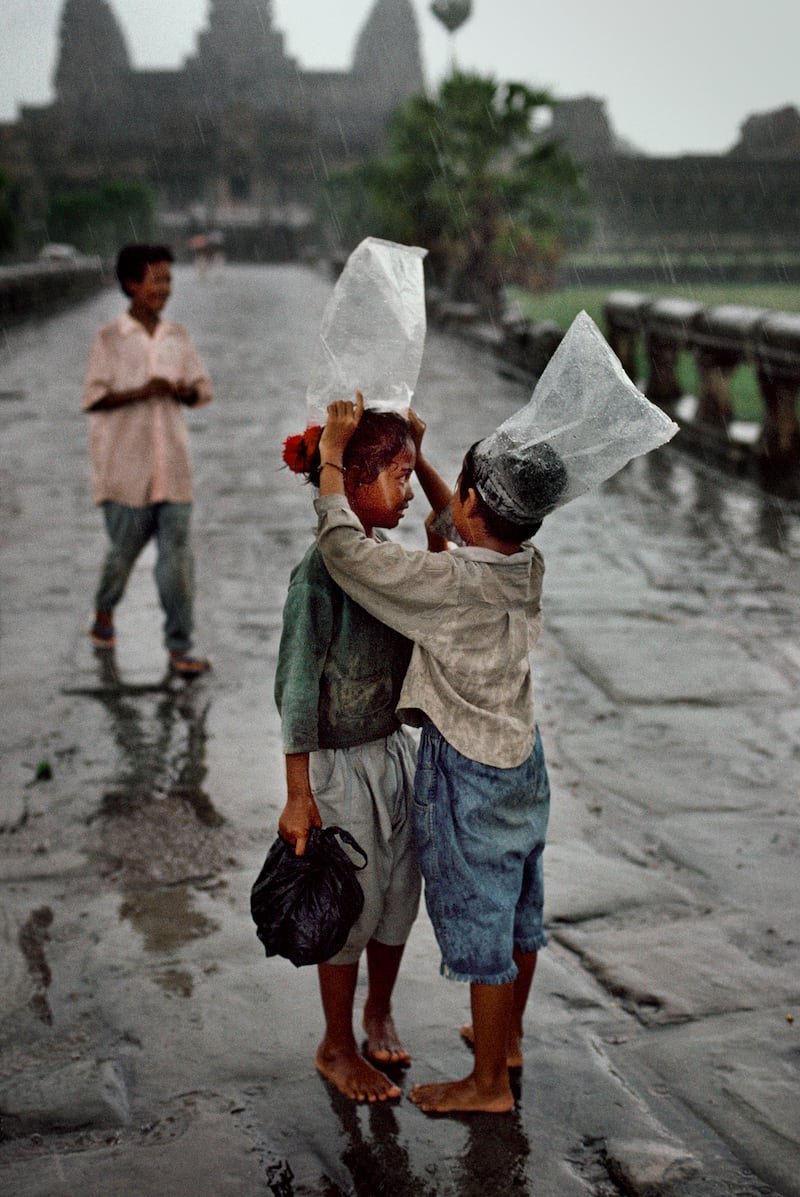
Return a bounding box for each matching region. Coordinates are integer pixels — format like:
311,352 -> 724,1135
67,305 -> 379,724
82,243 -> 211,675
314,393 -> 563,1115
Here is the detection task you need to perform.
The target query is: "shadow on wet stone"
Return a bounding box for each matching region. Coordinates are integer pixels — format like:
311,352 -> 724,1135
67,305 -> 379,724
73,649 -> 222,825
320,1084 -> 432,1197
61,650 -> 232,923
308,1075 -> 533,1197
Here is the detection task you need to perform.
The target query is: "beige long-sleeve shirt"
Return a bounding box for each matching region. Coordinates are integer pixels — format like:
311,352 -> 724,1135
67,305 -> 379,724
315,494 -> 545,768
82,312 -> 212,506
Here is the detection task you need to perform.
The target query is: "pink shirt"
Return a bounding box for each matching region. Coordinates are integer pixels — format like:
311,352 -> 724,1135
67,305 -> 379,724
82,312 -> 212,506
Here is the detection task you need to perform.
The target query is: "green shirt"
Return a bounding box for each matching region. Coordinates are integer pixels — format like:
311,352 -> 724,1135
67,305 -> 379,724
274,541 -> 412,754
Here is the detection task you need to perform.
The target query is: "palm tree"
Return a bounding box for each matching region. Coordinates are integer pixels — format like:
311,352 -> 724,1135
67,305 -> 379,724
324,71 -> 591,319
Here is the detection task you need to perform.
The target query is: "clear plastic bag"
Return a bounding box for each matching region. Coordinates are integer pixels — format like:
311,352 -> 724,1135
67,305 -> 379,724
306,237 -> 427,425
250,826 -> 368,967
476,311 -> 678,518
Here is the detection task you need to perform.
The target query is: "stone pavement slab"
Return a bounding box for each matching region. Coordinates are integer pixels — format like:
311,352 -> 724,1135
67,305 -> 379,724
616,1010 -> 800,1197
553,620 -> 792,704
1,265 -> 797,1195
556,914 -> 799,1023
545,840 -> 695,923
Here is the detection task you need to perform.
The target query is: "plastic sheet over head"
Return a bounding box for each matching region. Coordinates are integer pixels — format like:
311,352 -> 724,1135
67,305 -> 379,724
474,311 -> 679,524
306,237 -> 428,426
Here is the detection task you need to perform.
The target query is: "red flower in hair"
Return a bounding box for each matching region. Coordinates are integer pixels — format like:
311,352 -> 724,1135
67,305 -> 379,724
282,424 -> 323,474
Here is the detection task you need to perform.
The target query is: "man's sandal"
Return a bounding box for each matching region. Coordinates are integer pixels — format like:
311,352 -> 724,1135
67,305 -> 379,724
169,651 -> 211,677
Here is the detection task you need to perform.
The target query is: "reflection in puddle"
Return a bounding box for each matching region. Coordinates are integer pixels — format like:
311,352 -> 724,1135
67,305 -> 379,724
321,1077 -> 532,1197
323,1084 -> 431,1197
67,651 -> 232,886
453,1105 -> 531,1197
72,652 -> 222,828
119,886 -> 219,954
615,448 -> 800,559
93,786 -> 232,890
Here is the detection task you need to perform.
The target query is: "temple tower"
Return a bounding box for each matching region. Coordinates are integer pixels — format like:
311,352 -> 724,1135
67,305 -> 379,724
187,0 -> 297,109
54,0 -> 131,118
352,0 -> 425,115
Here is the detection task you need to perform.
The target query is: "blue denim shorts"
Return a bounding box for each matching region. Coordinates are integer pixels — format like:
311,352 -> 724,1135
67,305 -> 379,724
414,721 -> 551,985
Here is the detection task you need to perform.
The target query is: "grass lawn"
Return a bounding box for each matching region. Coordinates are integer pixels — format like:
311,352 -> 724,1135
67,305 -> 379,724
508,283 -> 800,423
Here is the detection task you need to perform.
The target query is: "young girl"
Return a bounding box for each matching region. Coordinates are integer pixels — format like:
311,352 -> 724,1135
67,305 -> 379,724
275,409 -> 433,1103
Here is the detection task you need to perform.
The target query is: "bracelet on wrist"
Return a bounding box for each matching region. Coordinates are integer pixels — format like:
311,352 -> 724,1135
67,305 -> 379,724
320,461 -> 346,475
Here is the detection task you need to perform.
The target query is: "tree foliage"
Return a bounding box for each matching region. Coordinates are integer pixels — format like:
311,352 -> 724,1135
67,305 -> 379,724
46,180 -> 156,257
323,71 -> 591,315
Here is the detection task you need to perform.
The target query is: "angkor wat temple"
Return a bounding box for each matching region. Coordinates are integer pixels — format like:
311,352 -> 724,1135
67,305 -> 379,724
1,0 -> 799,268
565,99 -> 800,268
0,0 -> 425,256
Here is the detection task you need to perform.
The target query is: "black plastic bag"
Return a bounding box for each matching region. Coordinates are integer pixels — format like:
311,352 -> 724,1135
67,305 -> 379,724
250,825 -> 368,967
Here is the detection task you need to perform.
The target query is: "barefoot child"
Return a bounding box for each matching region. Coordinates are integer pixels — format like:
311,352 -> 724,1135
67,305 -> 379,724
276,409 -> 439,1103
312,309 -> 677,1114
313,393 -> 560,1114
313,322 -> 678,1112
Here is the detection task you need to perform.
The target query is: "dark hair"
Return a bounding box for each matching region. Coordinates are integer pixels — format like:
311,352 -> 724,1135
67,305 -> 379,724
116,244 -> 175,296
309,410 -> 413,488
459,443 -> 544,543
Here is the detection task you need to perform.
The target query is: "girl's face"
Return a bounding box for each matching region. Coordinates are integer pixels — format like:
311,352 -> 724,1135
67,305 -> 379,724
348,443 -> 415,534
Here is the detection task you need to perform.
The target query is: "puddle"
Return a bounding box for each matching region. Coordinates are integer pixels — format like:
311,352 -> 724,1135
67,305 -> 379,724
119,886 -> 219,954
95,791 -> 232,889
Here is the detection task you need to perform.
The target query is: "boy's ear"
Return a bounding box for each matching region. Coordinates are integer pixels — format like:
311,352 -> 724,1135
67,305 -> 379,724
463,487 -> 481,518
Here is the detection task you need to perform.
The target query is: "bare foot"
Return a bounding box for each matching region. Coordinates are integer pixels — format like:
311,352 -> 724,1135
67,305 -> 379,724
409,1075 -> 514,1115
316,1044 -> 402,1102
363,1010 -> 411,1065
460,1022 -> 523,1069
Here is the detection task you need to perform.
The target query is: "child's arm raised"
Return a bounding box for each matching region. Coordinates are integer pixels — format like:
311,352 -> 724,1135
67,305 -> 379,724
317,392 -> 363,496
407,409 -> 453,516
407,408 -> 453,552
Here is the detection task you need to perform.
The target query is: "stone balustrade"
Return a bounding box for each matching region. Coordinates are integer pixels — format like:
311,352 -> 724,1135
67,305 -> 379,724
605,290 -> 800,489
0,257 -> 107,328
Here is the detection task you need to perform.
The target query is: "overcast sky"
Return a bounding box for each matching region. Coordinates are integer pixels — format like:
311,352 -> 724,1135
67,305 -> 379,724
1,0 -> 799,155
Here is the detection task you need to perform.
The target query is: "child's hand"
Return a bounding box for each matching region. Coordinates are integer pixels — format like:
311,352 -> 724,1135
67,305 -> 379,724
174,383 -> 199,406
319,390 -> 364,461
425,508 -> 451,553
279,791 -> 323,857
408,408 -> 426,453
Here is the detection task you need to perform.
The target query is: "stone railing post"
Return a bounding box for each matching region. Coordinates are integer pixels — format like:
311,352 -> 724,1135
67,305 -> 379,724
643,298 -> 703,405
604,291 -> 651,384
600,289 -> 800,495
688,306 -> 765,428
756,312 -> 800,470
